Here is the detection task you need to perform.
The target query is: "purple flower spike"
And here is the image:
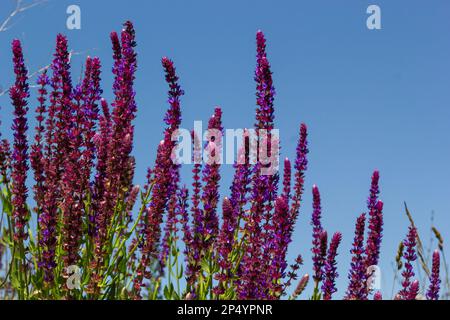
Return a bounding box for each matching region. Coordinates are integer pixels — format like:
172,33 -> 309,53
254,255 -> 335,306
398,226 -> 418,300
282,158 -> 291,202
30,72 -> 49,215
38,33 -> 74,281
229,129 -> 251,219
409,280 -> 420,300
290,123 -> 308,224
135,55 -> 184,297
292,274 -> 309,299
267,196 -> 291,296
322,232 -> 342,300
373,291 -> 382,300
365,171 -> 383,269
10,39 -> 30,242
367,170 -> 380,211
311,185 -> 325,283
214,197 -> 235,295
200,107 -> 223,250
426,250 -> 441,300
255,30 -> 275,131
0,139 -> 11,181
345,213 -> 367,300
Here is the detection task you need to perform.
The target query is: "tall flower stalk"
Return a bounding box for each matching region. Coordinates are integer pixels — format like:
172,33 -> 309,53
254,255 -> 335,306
426,250 -> 441,300
345,213 -> 367,300
398,226 -> 418,300
322,232 -> 342,300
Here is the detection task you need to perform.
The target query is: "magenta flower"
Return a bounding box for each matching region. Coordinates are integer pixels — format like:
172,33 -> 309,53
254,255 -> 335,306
107,21 -> 137,196
365,171 -> 383,269
409,280 -> 420,300
282,158 -> 291,201
0,139 -> 11,181
214,197 -> 235,294
255,30 -> 275,131
37,33 -> 74,280
187,130 -> 203,285
10,39 -> 30,242
80,57 -> 102,190
398,226 -> 418,300
61,56 -> 102,268
290,123 -> 308,224
426,250 -> 441,300
159,179 -> 180,270
200,107 -> 223,249
292,274 -> 309,299
267,196 -> 291,296
91,99 -> 111,236
229,129 -> 251,219
135,56 -> 184,297
30,72 -> 49,215
311,185 -> 326,284
345,213 -> 367,300
373,291 -> 382,300
322,232 -> 342,300
239,163 -> 267,299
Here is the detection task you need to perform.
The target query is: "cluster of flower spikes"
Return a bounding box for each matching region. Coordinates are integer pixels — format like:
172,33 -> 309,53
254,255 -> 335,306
3,22 -> 138,292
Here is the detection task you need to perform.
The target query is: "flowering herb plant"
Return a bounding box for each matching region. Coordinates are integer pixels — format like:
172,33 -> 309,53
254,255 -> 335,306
0,21 -> 444,300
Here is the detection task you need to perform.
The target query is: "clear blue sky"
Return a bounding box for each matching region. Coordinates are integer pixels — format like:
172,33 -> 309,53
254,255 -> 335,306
1,0 -> 449,299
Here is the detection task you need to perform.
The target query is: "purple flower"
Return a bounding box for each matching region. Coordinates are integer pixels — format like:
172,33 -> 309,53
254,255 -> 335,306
135,56 -> 184,297
290,124 -> 308,224
239,30 -> 287,300
292,274 -> 309,299
311,185 -> 325,284
37,34 -> 74,280
398,225 -> 418,300
10,39 -> 30,242
214,197 -> 235,295
367,170 -> 380,211
267,196 -> 291,296
255,30 -> 275,131
345,213 -> 367,300
254,29 -> 278,214
80,57 -> 102,190
409,280 -> 420,300
200,107 -> 223,249
107,21 -> 137,196
159,179 -> 180,270
426,250 -> 441,300
229,129 -> 251,218
239,163 -> 267,299
322,232 -> 342,300
0,139 -> 11,181
61,56 -> 102,268
187,130 -> 203,285
282,158 -> 291,202
373,291 -> 382,300
91,99 -> 111,236
365,171 -> 383,269
30,72 -> 49,215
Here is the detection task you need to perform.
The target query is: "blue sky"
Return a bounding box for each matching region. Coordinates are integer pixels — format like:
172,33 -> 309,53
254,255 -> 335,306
1,0 -> 450,299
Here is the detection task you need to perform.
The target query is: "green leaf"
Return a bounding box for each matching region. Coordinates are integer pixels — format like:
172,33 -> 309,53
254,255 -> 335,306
163,285 -> 170,300
200,259 -> 210,274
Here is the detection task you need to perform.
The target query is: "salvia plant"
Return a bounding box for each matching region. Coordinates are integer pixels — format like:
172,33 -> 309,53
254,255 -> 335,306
0,21 -> 444,300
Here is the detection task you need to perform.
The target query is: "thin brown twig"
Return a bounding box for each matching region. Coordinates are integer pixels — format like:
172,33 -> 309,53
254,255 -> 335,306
0,0 -> 46,33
